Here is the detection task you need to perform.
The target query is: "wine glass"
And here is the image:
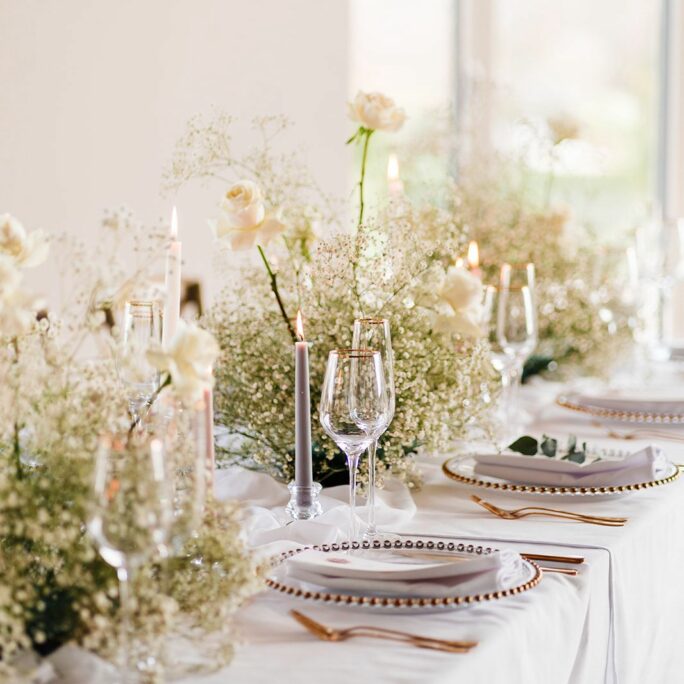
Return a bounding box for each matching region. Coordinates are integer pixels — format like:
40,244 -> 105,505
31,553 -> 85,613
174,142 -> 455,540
481,285 -> 516,440
352,318 -> 395,539
87,434 -> 172,681
319,349 -> 389,541
117,300 -> 162,424
497,263 -> 537,429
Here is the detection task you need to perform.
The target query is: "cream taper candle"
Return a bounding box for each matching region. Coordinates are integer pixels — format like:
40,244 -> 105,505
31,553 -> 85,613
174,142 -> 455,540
203,385 -> 215,488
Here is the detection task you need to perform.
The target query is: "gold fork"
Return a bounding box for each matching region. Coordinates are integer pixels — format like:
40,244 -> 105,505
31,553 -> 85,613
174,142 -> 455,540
470,495 -> 627,527
591,420 -> 684,442
290,610 -> 478,653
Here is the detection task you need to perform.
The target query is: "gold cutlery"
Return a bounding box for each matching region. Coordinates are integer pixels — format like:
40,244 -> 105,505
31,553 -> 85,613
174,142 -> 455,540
392,549 -> 585,566
290,610 -> 478,653
521,552 -> 584,565
470,495 -> 627,527
590,420 -> 684,443
538,566 -> 579,576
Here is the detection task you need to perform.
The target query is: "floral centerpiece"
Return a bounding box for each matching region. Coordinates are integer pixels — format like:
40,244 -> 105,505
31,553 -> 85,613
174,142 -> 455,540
0,214 -> 257,680
165,94 -> 497,487
450,171 -> 634,379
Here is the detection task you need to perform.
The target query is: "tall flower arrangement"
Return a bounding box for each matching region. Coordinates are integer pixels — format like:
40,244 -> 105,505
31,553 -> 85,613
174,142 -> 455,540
167,95 -> 496,487
0,214 -> 257,678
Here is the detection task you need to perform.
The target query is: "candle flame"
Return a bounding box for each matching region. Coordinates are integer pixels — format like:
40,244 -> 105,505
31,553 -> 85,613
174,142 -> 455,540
295,309 -> 304,341
467,241 -> 479,269
170,206 -> 178,240
387,153 -> 400,182
455,257 -> 464,269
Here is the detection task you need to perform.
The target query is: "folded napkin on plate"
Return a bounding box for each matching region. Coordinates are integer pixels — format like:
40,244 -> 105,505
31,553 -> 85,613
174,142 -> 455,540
285,548 -> 525,597
570,387 -> 684,414
473,446 -> 669,487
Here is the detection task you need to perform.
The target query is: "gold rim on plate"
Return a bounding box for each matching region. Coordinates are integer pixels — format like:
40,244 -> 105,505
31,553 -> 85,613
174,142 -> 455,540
263,538 -> 542,610
556,394 -> 684,425
442,455 -> 682,496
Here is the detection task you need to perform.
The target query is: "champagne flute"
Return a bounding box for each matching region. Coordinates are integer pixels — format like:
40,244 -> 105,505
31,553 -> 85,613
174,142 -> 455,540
87,434 -> 172,682
481,285 -> 516,440
497,263 -> 537,429
352,318 -> 395,538
319,349 -> 389,541
150,399 -> 208,556
117,300 -> 162,424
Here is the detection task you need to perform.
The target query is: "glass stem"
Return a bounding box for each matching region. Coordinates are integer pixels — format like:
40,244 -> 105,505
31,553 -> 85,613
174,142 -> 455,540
117,565 -> 135,682
509,363 -> 523,430
366,440 -> 378,537
346,452 -> 360,542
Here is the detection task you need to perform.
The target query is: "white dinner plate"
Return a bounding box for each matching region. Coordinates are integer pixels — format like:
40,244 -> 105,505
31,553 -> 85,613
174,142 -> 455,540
557,390 -> 684,424
264,538 -> 541,614
442,454 -> 681,499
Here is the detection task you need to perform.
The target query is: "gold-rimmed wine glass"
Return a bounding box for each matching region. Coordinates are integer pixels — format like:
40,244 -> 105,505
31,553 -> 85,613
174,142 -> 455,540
497,263 -> 537,429
352,318 -> 395,539
319,349 -> 389,541
87,433 -> 172,682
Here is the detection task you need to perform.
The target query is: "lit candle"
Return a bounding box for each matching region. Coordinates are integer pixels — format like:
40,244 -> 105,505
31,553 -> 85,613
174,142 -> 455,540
466,240 -> 482,279
203,386 -> 215,488
387,153 -> 404,197
294,310 -> 313,488
162,207 -> 182,348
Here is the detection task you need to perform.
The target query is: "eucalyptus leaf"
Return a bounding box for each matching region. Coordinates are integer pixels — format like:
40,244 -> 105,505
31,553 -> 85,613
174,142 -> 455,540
562,451 -> 586,464
567,435 -> 577,453
508,436 -> 539,456
540,436 -> 558,457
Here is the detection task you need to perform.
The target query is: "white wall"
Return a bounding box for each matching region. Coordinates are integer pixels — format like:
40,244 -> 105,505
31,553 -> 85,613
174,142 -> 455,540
0,0 -> 350,305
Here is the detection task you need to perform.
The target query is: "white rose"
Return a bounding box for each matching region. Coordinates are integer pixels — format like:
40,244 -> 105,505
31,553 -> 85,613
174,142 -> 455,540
0,260 -> 42,338
439,266 -> 482,312
147,320 -> 220,403
0,214 -> 49,268
0,255 -> 21,293
347,91 -> 406,133
432,266 -> 483,338
209,180 -> 286,250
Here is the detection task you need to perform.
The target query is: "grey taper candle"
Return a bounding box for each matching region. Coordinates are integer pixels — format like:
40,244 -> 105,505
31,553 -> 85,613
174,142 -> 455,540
294,310 -> 313,488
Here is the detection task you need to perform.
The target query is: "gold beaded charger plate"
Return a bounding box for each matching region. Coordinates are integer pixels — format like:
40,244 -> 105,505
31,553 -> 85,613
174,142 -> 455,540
264,538 -> 541,614
556,391 -> 684,425
442,454 -> 681,500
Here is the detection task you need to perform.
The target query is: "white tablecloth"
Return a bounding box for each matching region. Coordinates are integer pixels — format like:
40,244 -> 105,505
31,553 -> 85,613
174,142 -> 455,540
222,381 -> 684,684
50,378 -> 684,684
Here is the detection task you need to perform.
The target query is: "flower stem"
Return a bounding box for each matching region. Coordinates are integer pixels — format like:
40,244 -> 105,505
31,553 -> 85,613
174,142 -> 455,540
11,337 -> 22,479
128,374 -> 172,434
13,421 -> 22,479
353,129 -> 373,312
357,129 -> 373,229
257,245 -> 297,343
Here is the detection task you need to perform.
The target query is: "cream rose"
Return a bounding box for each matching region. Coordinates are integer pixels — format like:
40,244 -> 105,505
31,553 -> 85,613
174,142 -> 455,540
147,320 -> 220,403
432,266 -> 483,338
0,258 -> 42,337
347,91 -> 406,133
209,180 -> 286,250
0,214 -> 49,268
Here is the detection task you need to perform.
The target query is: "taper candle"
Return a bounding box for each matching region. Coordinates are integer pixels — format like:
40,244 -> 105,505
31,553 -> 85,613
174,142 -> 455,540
466,240 -> 482,279
203,385 -> 215,487
162,207 -> 182,348
387,153 -> 404,197
294,310 -> 313,487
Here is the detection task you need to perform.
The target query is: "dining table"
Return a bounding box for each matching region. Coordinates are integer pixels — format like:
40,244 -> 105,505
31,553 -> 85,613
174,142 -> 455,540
50,373 -> 684,684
